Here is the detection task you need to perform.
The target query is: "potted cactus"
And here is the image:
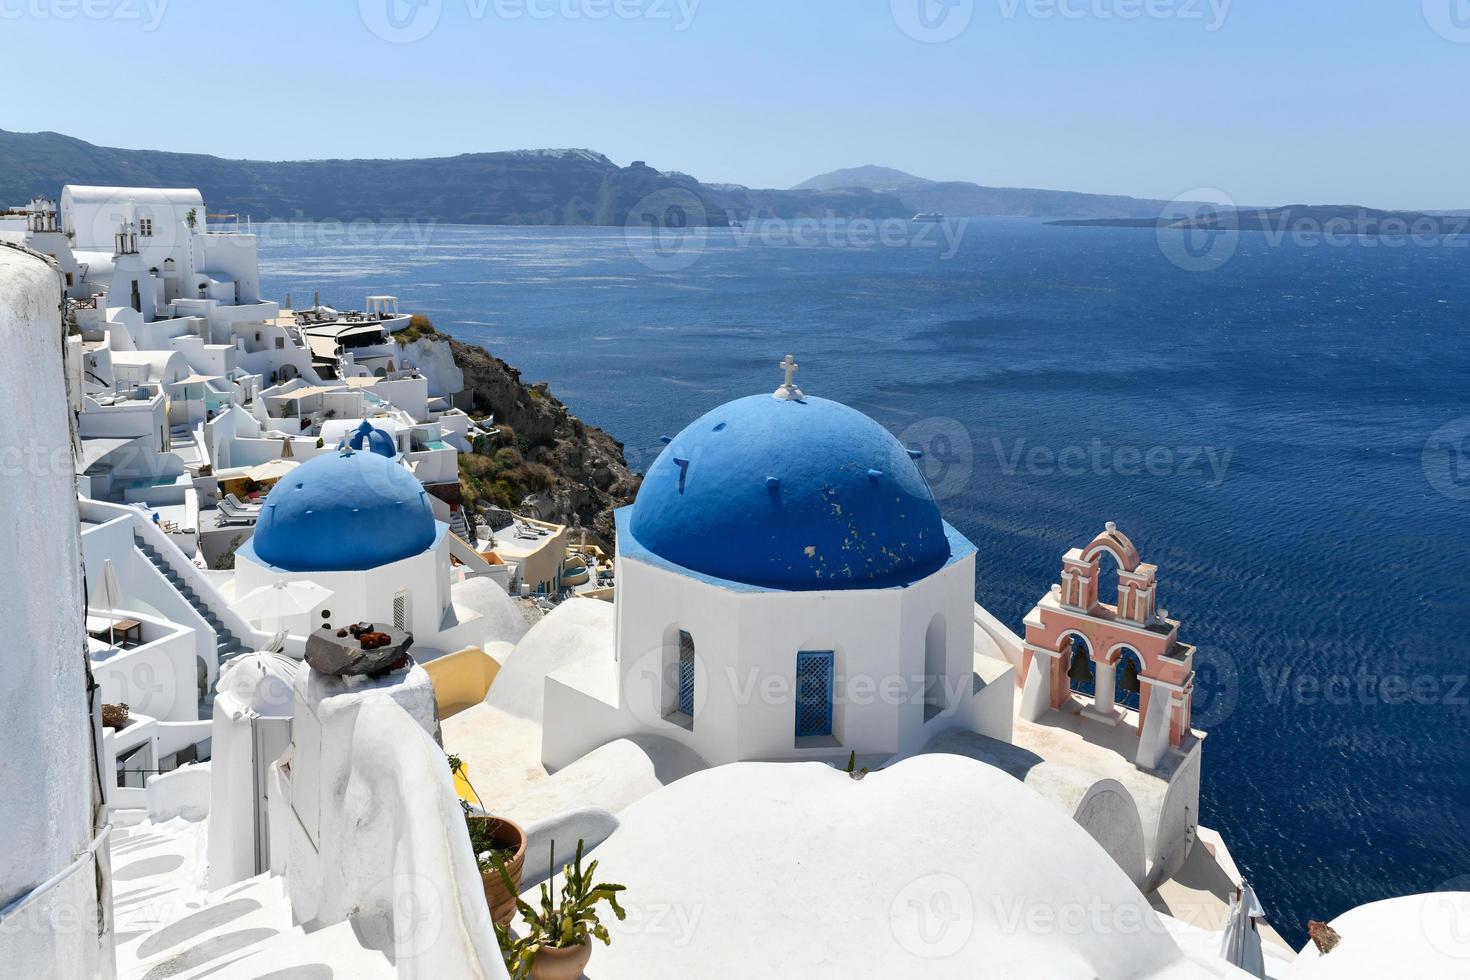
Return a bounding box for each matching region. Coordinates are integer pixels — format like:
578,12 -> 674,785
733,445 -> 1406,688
450,754 -> 527,925
492,838 -> 626,980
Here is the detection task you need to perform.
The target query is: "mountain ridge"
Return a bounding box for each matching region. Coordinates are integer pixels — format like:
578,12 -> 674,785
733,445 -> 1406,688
0,129 -> 908,226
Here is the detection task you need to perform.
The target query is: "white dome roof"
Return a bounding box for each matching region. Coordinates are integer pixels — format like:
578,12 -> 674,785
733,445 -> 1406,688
572,754 -> 1244,978
1286,893 -> 1470,978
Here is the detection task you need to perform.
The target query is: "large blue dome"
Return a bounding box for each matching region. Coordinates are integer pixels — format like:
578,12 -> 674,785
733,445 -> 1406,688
627,394 -> 950,590
252,449 -> 437,572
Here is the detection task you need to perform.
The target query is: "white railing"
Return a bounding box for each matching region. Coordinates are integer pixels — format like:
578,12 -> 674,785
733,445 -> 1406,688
0,825 -> 111,930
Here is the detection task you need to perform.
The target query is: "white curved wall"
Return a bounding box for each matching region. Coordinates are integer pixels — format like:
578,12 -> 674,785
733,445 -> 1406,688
0,247 -> 102,977
1071,778 -> 1149,888
1152,748 -> 1202,887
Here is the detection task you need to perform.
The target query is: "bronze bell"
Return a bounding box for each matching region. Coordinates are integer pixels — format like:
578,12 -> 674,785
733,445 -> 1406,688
1119,657 -> 1142,694
1067,647 -> 1094,684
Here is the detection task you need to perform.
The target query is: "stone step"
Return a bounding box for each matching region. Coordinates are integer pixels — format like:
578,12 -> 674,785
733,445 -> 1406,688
199,921 -> 394,980
115,872 -> 296,980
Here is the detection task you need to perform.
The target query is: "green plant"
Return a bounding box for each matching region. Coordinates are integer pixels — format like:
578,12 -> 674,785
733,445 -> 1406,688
840,750 -> 883,781
212,534 -> 244,571
448,754 -> 518,866
391,313 -> 437,345
185,208 -> 198,229
492,839 -> 626,978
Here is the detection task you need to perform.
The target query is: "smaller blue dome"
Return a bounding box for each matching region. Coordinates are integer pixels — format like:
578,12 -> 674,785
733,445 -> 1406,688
346,420 -> 397,458
252,449 -> 437,572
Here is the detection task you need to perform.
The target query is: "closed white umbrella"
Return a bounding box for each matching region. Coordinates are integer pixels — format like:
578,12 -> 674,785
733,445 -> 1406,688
232,580 -> 332,632
102,558 -> 123,646
1220,882 -> 1267,978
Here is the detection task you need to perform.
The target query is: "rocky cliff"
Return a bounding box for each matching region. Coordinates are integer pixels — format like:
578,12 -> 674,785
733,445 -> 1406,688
396,322 -> 639,547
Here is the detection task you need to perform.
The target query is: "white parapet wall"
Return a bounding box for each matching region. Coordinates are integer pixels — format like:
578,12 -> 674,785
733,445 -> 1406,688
0,245 -> 109,977
271,661 -> 509,978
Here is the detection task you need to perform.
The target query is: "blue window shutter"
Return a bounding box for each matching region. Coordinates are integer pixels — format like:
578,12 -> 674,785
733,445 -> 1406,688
795,651 -> 834,738
678,631 -> 696,716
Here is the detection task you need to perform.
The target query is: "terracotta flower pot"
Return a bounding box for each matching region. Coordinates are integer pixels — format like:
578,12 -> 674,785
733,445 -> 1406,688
469,815 -> 527,925
531,938 -> 593,980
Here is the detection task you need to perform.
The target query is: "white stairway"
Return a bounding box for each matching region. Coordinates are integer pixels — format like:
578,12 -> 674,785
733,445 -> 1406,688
111,819 -> 393,979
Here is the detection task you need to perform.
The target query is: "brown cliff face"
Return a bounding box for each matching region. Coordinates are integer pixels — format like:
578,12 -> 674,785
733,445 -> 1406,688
444,336 -> 640,549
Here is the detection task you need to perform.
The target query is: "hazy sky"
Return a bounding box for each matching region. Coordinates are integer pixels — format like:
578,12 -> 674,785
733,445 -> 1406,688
5,0 -> 1467,209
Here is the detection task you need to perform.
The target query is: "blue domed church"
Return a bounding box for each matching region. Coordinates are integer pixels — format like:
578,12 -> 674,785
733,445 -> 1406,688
541,360 -> 1003,769
233,446 -> 502,656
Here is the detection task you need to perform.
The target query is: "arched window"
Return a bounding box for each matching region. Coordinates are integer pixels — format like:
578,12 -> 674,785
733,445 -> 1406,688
1066,634 -> 1095,696
1095,548 -> 1124,610
1115,648 -> 1144,710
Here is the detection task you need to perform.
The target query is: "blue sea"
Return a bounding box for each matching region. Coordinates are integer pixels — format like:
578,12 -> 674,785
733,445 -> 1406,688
259,218 -> 1470,947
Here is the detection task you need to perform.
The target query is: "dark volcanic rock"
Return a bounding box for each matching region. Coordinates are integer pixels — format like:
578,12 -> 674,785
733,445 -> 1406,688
306,624 -> 414,677
443,336 -> 640,549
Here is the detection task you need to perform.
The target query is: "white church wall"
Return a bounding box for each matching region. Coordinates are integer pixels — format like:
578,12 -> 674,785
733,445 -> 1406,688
1150,745 -> 1203,889
236,532 -> 451,646
605,552 -> 981,768
894,554 -> 980,758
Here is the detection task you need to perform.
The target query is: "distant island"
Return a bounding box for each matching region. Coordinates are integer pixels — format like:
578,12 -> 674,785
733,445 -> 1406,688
793,164 -> 1197,220
1050,206 -> 1470,237
0,131 -> 1231,226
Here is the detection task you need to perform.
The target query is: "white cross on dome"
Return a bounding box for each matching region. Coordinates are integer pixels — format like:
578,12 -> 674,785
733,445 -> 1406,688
773,354 -> 805,401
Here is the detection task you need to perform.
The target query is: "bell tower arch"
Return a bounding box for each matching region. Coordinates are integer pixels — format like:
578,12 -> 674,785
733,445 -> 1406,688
1021,523 -> 1200,769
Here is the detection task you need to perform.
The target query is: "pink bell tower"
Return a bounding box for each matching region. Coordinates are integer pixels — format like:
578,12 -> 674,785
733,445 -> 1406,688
1020,523 -> 1199,769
